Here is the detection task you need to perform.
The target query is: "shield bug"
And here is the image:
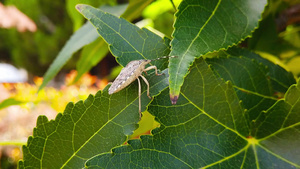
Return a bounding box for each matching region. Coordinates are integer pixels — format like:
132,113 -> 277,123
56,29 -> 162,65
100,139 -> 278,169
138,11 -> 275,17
108,56 -> 176,119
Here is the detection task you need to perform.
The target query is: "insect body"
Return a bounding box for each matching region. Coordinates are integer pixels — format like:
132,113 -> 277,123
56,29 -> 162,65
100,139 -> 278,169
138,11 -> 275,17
108,56 -> 176,119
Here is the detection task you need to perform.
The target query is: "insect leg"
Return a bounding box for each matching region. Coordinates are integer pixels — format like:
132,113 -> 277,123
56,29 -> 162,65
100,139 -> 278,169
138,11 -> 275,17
144,66 -> 163,76
139,75 -> 152,99
137,77 -> 142,120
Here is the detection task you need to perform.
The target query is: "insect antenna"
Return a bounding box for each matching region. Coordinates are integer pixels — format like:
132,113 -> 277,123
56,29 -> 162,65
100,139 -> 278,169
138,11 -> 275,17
150,56 -> 177,61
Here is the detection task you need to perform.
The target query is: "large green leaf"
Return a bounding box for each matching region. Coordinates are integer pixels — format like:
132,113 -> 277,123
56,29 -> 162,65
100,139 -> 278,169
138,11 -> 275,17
168,0 -> 268,103
85,57 -> 299,168
76,4 -> 171,69
18,69 -> 170,168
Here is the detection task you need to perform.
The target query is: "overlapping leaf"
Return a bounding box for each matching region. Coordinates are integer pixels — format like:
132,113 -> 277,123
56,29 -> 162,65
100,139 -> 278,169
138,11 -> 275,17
168,0 -> 268,103
18,69 -> 170,168
85,57 -> 299,168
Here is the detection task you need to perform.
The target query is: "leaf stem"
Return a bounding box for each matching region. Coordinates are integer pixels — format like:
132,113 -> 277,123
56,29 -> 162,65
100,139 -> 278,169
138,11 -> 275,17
0,141 -> 26,146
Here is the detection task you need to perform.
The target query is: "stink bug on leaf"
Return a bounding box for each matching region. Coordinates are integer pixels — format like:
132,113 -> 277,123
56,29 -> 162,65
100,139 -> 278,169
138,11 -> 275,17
108,56 -> 176,119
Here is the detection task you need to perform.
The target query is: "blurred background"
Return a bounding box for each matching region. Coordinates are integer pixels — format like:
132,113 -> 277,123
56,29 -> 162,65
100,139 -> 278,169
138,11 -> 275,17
0,0 -> 299,168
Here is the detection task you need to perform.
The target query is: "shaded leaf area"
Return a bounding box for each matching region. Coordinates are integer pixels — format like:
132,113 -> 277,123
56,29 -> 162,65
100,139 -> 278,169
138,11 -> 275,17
18,69 -> 170,168
76,4 -> 171,70
168,0 -> 268,98
206,48 -> 296,129
39,4 -> 128,90
85,58 -> 299,168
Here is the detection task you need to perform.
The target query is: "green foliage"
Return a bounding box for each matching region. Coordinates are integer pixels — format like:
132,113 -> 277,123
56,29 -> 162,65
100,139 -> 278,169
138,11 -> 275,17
19,1 -> 300,168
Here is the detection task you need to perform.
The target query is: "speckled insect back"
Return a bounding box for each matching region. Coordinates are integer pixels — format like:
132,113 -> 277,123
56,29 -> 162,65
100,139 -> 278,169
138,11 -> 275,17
108,56 -> 176,119
108,59 -> 151,94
